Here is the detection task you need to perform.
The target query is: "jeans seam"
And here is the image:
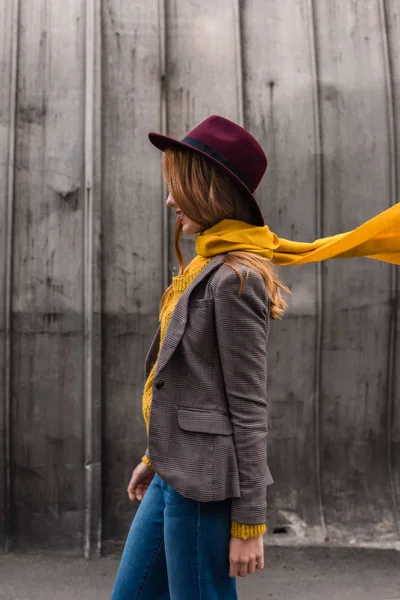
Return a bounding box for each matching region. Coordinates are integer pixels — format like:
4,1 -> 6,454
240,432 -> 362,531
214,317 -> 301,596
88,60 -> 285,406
137,540 -> 166,600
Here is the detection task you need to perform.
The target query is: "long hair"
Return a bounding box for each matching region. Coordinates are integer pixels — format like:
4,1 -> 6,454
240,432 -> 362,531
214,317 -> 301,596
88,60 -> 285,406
160,146 -> 290,319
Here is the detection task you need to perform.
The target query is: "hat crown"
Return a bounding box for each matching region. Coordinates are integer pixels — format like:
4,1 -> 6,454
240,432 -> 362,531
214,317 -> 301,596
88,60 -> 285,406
185,115 -> 267,192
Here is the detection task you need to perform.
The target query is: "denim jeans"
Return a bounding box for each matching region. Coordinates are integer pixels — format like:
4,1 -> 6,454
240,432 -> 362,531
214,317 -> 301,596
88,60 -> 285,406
110,471 -> 238,600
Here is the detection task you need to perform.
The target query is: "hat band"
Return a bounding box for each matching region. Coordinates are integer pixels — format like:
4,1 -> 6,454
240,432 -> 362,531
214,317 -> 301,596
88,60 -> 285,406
181,136 -> 255,193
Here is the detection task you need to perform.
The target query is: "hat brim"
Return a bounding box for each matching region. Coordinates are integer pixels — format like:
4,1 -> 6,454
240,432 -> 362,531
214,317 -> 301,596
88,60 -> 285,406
148,131 -> 264,226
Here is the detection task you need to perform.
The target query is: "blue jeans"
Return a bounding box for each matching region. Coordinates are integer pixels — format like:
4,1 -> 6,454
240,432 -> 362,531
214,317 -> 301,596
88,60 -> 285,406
110,472 -> 238,600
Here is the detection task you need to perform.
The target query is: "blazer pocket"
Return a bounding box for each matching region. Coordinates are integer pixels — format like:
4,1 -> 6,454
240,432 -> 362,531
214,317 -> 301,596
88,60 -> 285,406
177,406 -> 233,435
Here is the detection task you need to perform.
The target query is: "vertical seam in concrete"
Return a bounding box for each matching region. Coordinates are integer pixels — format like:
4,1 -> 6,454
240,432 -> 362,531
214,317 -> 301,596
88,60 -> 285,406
94,0 -> 103,557
84,0 -> 94,559
378,0 -> 400,534
84,0 -> 102,558
3,0 -> 20,555
308,0 -> 326,537
232,0 -> 244,127
158,0 -> 169,289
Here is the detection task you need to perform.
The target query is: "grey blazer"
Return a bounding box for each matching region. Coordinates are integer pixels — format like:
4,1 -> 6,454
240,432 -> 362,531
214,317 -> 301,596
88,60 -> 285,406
143,253 -> 274,525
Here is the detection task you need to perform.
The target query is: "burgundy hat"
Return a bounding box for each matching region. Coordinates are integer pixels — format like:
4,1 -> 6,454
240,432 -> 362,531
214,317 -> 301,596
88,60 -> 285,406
148,114 -> 267,226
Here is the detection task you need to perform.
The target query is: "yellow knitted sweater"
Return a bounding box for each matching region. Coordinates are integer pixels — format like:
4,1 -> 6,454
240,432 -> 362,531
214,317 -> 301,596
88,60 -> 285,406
141,255 -> 267,540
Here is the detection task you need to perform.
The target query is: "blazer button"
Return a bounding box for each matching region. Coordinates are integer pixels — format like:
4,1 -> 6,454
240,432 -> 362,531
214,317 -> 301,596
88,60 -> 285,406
155,380 -> 164,389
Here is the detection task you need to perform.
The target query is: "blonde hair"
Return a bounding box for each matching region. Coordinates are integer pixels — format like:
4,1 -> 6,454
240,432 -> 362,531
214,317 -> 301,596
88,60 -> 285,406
160,147 -> 290,319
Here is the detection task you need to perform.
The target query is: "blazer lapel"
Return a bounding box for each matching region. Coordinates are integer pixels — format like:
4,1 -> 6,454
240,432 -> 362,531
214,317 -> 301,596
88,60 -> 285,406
144,324 -> 161,380
154,254 -> 224,377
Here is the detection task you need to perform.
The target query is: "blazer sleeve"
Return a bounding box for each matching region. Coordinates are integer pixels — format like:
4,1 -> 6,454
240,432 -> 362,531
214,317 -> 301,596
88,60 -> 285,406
213,265 -> 273,525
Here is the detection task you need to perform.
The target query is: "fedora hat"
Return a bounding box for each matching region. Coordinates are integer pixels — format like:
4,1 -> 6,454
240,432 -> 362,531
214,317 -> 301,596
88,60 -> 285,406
148,114 -> 267,226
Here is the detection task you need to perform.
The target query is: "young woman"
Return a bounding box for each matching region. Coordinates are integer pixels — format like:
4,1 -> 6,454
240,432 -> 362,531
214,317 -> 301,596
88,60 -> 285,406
110,115 -> 399,600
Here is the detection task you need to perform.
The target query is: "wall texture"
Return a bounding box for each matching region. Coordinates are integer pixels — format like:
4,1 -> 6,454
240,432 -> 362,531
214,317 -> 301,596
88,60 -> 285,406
0,0 -> 399,556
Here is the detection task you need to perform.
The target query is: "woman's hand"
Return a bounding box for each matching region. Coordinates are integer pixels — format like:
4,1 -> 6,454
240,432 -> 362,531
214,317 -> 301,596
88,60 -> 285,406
229,534 -> 264,577
127,461 -> 155,501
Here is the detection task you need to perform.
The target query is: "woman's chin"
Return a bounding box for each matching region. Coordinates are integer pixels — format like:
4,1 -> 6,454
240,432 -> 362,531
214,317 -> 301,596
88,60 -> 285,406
181,222 -> 192,235
181,219 -> 202,236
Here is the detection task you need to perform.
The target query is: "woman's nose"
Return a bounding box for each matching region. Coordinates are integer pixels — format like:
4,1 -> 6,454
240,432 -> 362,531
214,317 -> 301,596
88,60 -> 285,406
166,192 -> 175,208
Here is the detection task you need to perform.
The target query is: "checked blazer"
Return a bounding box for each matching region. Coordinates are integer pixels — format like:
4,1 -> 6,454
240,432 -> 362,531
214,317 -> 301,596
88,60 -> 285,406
143,254 -> 274,525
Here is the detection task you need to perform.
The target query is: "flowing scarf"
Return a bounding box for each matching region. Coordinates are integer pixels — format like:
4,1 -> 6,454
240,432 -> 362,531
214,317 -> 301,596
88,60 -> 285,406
195,203 -> 400,266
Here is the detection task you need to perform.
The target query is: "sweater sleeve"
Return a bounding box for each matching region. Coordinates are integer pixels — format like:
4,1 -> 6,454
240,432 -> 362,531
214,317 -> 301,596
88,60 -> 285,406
231,521 -> 267,539
141,446 -> 154,469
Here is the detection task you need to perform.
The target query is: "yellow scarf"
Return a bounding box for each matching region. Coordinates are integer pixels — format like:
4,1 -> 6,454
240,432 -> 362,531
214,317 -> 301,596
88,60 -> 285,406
196,202 -> 400,266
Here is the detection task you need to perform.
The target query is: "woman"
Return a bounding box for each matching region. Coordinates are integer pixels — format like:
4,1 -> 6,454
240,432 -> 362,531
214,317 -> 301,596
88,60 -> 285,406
110,115 -> 400,600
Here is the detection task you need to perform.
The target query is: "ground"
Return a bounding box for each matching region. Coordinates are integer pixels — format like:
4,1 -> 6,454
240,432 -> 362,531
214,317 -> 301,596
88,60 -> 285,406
0,545 -> 399,600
